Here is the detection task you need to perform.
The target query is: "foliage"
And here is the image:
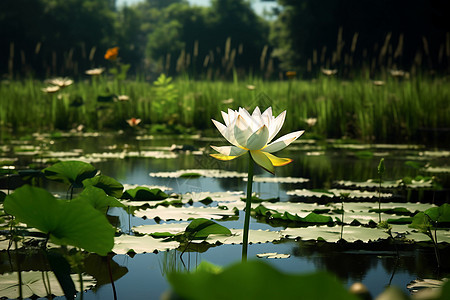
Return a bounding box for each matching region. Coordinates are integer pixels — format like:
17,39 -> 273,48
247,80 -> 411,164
122,186 -> 169,201
43,161 -> 97,188
183,218 -> 232,240
4,185 -> 115,256
168,260 -> 360,300
253,204 -> 333,225
272,0 -> 450,74
82,174 -> 124,198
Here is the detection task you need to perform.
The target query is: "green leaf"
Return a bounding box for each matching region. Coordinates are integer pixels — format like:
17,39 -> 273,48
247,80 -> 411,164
168,260 -> 359,300
82,175 -> 124,198
43,161 -> 97,188
184,218 -> 231,240
425,203 -> 450,224
179,172 -> 202,178
303,212 -> 333,224
4,185 -> 114,255
409,212 -> 431,233
368,207 -> 412,216
122,186 -> 168,201
387,217 -> 413,224
73,186 -> 125,214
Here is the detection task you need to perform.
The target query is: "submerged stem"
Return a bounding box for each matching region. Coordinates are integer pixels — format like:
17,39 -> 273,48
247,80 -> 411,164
242,152 -> 254,262
107,256 -> 118,300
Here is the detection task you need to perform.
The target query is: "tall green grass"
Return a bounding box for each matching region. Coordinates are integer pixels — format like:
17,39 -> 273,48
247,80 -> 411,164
0,74 -> 448,143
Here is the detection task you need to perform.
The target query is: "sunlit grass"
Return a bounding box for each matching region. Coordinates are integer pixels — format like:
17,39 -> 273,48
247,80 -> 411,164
0,74 -> 448,143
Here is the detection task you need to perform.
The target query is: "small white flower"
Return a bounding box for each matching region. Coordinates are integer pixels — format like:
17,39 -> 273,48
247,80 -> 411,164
321,68 -> 338,76
305,117 -> 317,127
210,107 -> 304,174
116,95 -> 130,101
85,68 -> 105,76
42,86 -> 60,93
47,77 -> 73,87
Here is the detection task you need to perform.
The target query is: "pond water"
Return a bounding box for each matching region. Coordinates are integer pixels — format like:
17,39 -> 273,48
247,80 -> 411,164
1,132 -> 449,299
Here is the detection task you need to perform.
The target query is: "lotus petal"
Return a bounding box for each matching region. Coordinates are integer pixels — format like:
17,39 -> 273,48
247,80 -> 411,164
268,110 -> 286,142
250,150 -> 275,174
263,152 -> 292,166
210,145 -> 247,157
246,125 -> 269,150
264,130 -> 304,153
234,115 -> 253,147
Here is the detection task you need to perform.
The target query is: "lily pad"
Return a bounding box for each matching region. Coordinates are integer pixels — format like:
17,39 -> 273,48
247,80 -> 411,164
168,260 -> 359,300
122,187 -> 168,201
113,235 -> 180,254
4,185 -> 115,255
134,206 -> 237,221
424,166 -> 450,173
253,205 -> 333,225
82,175 -> 124,198
243,176 -> 309,183
133,222 -> 190,235
184,218 -> 232,240
150,169 -> 247,178
256,252 -> 290,259
72,186 -> 125,214
43,161 -> 97,188
191,229 -> 282,245
0,271 -> 95,299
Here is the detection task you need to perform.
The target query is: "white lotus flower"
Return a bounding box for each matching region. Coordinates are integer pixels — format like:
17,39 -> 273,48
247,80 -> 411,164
210,107 -> 304,174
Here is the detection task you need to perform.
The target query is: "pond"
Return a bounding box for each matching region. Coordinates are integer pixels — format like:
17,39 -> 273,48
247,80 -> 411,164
1,132 -> 449,299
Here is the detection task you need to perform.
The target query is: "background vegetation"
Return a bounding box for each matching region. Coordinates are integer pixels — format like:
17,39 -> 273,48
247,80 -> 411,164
1,0 -> 449,79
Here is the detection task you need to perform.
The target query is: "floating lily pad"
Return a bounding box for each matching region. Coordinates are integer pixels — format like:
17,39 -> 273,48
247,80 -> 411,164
0,271 -> 95,299
253,205 -> 333,225
243,176 -> 309,183
133,222 -> 190,236
150,169 -> 247,178
191,228 -> 282,245
179,172 -> 202,178
424,166 -> 450,173
113,235 -> 180,254
123,183 -> 172,192
256,252 -> 290,259
281,224 -> 450,243
287,188 -> 392,199
182,191 -> 243,203
122,187 -> 168,201
134,206 -> 237,221
184,218 -> 232,240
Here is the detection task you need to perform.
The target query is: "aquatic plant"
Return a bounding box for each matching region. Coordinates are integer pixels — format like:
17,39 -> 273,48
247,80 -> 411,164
210,106 -> 303,261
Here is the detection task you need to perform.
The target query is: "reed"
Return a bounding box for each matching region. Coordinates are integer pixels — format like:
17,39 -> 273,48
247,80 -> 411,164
0,73 -> 448,144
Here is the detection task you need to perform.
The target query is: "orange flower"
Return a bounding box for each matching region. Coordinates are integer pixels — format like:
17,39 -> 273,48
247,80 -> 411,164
104,47 -> 119,61
286,71 -> 297,79
126,118 -> 141,127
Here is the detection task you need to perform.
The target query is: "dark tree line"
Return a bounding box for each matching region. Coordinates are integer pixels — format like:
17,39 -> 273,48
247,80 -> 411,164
1,0 -> 449,79
272,0 -> 450,76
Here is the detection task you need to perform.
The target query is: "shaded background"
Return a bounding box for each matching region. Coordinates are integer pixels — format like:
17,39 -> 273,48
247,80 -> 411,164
1,0 -> 449,79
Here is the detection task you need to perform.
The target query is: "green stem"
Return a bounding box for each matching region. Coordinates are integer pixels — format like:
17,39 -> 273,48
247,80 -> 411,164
14,239 -> 23,300
79,271 -> 84,300
378,174 -> 382,223
242,152 -> 254,262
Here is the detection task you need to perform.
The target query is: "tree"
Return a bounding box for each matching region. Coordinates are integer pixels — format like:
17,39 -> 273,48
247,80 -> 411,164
271,0 -> 450,75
